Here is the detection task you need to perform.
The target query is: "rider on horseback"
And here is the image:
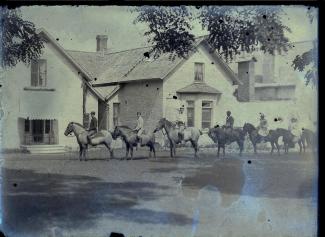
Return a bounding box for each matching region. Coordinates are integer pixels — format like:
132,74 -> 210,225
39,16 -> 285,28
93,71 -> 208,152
224,111 -> 234,144
133,112 -> 144,147
257,113 -> 269,142
176,105 -> 186,142
288,116 -> 301,147
87,111 -> 98,142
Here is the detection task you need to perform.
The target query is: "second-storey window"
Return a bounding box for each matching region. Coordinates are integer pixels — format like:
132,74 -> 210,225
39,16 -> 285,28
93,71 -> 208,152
31,59 -> 47,87
194,62 -> 204,81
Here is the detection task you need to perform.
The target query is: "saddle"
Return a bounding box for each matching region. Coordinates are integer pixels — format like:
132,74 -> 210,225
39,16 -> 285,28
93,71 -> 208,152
88,131 -> 104,138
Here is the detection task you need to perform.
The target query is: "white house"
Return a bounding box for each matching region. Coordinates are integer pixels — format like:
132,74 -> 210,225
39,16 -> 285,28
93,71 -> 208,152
0,29 -> 317,152
1,29 -> 106,152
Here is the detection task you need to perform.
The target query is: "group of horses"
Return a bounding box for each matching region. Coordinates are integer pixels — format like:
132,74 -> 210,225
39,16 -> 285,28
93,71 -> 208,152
64,118 -> 317,161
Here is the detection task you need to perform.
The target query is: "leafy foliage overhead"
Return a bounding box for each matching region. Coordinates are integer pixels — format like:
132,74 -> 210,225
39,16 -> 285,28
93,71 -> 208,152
1,8 -> 44,68
292,43 -> 318,86
133,6 -> 292,62
133,6 -> 195,61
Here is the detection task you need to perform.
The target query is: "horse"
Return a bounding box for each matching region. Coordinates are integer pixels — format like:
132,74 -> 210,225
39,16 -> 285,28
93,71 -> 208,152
301,128 -> 317,151
64,122 -> 114,161
242,123 -> 304,155
153,118 -> 202,158
282,128 -> 305,154
207,126 -> 245,157
112,126 -> 156,160
243,122 -> 282,155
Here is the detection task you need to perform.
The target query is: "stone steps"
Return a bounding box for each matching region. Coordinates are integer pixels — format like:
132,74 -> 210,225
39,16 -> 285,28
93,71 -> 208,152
20,144 -> 67,154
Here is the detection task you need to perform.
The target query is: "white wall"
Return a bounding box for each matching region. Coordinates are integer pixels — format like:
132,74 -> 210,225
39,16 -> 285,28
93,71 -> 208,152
1,41 -> 99,149
163,43 -> 317,130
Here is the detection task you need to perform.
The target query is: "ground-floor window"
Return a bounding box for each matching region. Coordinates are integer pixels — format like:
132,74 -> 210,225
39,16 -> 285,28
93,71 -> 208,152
202,101 -> 213,129
187,101 -> 195,127
113,103 -> 120,127
24,119 -> 58,145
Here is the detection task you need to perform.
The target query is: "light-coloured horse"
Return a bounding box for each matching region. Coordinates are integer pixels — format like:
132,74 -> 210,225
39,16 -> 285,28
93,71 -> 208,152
64,122 -> 114,161
112,126 -> 156,160
153,118 -> 202,158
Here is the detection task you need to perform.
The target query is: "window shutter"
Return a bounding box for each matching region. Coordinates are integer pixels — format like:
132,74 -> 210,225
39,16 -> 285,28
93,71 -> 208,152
31,60 -> 38,86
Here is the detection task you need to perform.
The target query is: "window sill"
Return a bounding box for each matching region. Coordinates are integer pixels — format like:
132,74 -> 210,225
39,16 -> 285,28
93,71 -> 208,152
24,87 -> 55,91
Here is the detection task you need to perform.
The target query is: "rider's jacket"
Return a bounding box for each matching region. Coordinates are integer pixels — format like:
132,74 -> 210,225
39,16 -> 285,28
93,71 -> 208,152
89,117 -> 98,131
225,115 -> 234,129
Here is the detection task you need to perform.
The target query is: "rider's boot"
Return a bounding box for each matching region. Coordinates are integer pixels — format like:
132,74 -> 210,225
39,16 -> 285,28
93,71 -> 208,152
87,135 -> 91,143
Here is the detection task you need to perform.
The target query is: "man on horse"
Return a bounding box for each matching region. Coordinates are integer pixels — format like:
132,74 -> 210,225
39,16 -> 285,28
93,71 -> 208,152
288,116 -> 301,146
225,111 -> 234,131
257,113 -> 269,142
87,111 -> 98,142
224,111 -> 234,144
175,105 -> 186,142
134,112 -> 144,146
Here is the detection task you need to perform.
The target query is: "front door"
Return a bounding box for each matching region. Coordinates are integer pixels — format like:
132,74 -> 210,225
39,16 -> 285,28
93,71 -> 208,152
32,120 -> 44,143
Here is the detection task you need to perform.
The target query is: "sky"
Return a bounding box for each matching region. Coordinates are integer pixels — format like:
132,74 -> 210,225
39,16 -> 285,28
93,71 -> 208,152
18,5 -> 318,53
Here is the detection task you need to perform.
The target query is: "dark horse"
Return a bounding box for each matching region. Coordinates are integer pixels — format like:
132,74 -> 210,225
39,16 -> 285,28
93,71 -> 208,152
112,126 -> 156,160
243,123 -> 304,155
301,128 -> 317,151
64,122 -> 114,161
153,118 -> 202,158
207,126 -> 245,157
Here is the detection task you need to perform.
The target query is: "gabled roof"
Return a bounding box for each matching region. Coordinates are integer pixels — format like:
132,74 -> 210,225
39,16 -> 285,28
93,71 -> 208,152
67,46 -> 184,85
37,28 -> 105,101
177,82 -> 222,94
65,36 -> 242,86
37,29 -> 242,99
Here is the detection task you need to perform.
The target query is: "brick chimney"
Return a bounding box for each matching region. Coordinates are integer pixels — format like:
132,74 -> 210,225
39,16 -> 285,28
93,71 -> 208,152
96,35 -> 108,52
262,52 -> 275,83
237,57 -> 257,102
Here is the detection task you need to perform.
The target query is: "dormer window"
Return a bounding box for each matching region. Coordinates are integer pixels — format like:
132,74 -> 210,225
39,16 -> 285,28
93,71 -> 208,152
194,62 -> 204,81
31,59 -> 47,87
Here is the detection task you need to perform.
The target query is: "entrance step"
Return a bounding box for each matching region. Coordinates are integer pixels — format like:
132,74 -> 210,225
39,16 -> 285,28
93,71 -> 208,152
20,145 -> 67,154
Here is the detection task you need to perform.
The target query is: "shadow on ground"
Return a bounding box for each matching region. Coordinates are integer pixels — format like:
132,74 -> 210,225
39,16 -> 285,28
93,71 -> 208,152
1,168 -> 192,236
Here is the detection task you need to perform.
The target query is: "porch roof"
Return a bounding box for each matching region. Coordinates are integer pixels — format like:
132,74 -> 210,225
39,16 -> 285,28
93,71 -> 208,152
176,82 -> 222,94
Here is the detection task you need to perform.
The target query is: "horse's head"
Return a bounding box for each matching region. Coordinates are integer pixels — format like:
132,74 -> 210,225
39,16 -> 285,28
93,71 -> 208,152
154,118 -> 166,133
112,126 -> 122,139
243,122 -> 254,134
207,127 -> 219,142
64,122 -> 74,136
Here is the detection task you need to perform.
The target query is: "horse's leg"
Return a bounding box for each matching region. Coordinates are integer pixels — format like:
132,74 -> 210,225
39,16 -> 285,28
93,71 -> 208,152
190,140 -> 198,158
129,146 -> 134,160
153,144 -> 156,159
217,144 -> 220,158
104,142 -> 113,161
124,144 -> 129,160
238,140 -> 243,156
223,144 -> 226,157
173,141 -> 177,157
275,140 -> 280,156
79,145 -> 82,161
270,142 -> 275,155
170,141 -> 173,158
253,141 -> 257,154
148,144 -> 152,158
299,141 -> 302,154
83,146 -> 87,161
